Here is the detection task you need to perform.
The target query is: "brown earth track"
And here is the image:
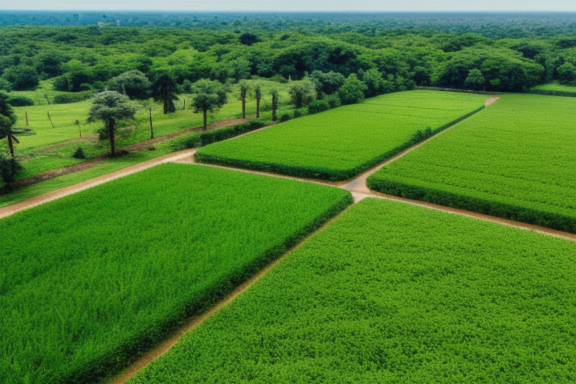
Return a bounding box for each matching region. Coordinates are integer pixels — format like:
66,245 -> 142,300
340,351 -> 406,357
0,150 -> 194,219
8,118 -> 250,190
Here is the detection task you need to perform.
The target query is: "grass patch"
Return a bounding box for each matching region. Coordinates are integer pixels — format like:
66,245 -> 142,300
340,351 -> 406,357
367,94 -> 576,233
529,82 -> 576,96
129,198 -> 576,384
195,90 -> 487,181
0,163 -> 352,384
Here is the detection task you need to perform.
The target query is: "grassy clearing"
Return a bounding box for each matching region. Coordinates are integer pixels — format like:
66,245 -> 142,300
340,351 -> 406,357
129,198 -> 576,384
530,82 -> 576,94
368,94 -> 576,233
0,163 -> 352,384
195,90 -> 487,181
6,80 -> 291,179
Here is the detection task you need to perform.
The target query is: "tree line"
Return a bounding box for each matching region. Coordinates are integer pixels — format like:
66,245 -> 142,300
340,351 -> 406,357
0,23 -> 575,98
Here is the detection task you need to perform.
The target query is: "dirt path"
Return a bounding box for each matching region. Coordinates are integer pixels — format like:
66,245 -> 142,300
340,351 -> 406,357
0,150 -> 194,219
10,118 -> 250,190
485,96 -> 500,106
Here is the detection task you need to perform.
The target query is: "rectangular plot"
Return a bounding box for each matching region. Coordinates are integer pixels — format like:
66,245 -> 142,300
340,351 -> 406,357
367,94 -> 576,232
129,198 -> 576,384
196,90 -> 487,181
0,163 -> 352,384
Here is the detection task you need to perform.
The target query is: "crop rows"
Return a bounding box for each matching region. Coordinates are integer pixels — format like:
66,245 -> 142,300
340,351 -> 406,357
368,94 -> 576,233
0,163 -> 352,384
195,90 -> 487,181
129,198 -> 576,384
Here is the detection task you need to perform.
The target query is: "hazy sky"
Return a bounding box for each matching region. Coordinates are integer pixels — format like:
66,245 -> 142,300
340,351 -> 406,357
2,0 -> 575,12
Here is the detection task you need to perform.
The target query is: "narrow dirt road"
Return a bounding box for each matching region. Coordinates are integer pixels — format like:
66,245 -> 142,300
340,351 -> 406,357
11,118 -> 250,190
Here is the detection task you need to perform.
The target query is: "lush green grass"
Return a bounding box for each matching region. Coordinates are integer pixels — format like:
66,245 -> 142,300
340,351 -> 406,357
367,94 -> 576,233
530,82 -> 576,94
195,90 -> 487,181
129,198 -> 576,384
0,163 -> 352,384
6,80 -> 291,180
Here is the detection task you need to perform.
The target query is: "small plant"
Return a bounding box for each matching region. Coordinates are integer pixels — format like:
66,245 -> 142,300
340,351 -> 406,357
279,113 -> 291,122
72,147 -> 86,159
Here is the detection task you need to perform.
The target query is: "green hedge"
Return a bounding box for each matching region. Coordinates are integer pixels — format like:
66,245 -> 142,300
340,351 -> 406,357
366,177 -> 576,233
196,106 -> 485,182
170,119 -> 268,151
525,90 -> 576,97
52,91 -> 95,104
58,192 -> 353,384
7,95 -> 34,106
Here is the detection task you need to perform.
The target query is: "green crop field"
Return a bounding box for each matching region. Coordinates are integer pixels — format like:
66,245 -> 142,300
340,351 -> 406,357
129,198 -> 576,384
195,90 -> 487,181
367,94 -> 576,233
0,163 -> 352,384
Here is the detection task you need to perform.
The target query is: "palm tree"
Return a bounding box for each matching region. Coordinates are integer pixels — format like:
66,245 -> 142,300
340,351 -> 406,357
254,84 -> 262,118
151,74 -> 179,114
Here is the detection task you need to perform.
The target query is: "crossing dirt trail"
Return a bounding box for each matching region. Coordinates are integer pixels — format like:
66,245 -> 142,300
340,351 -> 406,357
3,94 -> 575,384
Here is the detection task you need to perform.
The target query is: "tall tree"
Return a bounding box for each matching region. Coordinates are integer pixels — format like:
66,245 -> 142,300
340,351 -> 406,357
465,69 -> 486,90
87,91 -> 138,156
0,92 -> 17,125
254,84 -> 262,118
288,79 -> 317,109
190,79 -> 227,130
151,74 -> 179,114
108,70 -> 152,100
338,74 -> 367,105
0,115 -> 19,158
270,89 -> 279,122
237,81 -> 251,119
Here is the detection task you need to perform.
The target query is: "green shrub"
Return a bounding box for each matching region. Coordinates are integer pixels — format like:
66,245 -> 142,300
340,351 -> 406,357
279,113 -> 291,122
307,99 -> 330,114
72,147 -> 86,159
0,154 -> 22,188
7,96 -> 34,106
170,119 -> 268,151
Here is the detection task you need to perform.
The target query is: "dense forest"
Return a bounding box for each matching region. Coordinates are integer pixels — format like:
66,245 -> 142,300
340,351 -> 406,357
0,12 -> 575,100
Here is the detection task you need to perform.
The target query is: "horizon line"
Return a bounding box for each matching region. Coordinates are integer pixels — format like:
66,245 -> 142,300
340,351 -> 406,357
2,10 -> 576,13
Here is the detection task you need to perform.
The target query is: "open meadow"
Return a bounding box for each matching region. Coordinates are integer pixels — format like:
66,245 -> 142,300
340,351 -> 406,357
6,80 -> 291,180
195,90 -> 487,181
129,198 -> 576,384
367,94 -> 576,232
0,163 -> 352,384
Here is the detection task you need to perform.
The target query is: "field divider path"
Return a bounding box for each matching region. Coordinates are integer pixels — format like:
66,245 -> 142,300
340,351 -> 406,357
0,149 -> 194,219
108,206 -> 350,384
